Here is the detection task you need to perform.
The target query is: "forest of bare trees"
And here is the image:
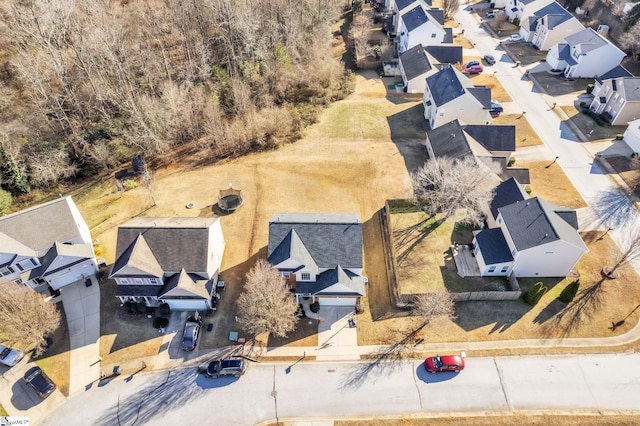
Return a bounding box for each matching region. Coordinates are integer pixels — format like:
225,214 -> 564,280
0,0 -> 353,202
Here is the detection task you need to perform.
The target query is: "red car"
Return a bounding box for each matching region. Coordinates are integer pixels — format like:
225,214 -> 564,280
424,352 -> 466,373
463,61 -> 483,74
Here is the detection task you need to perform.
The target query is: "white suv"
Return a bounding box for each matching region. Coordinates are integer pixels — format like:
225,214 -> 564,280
487,9 -> 505,18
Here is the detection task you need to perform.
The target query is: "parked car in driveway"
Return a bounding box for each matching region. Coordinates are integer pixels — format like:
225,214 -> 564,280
424,352 -> 466,373
206,358 -> 246,378
0,344 -> 25,367
483,54 -> 496,65
23,366 -> 56,398
486,9 -> 505,18
181,312 -> 202,351
509,34 -> 523,42
463,61 -> 483,74
489,100 -> 503,116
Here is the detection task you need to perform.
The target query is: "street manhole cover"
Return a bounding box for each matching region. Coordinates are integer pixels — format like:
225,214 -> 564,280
271,390 -> 277,397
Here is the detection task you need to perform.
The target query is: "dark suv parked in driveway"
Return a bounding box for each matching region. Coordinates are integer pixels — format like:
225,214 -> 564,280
181,312 -> 202,351
24,366 -> 56,398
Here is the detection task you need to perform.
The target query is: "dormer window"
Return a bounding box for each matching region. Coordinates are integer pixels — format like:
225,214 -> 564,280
301,272 -> 311,281
15,258 -> 39,272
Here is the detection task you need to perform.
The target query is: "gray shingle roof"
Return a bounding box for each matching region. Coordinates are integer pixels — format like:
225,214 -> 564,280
160,269 -> 211,299
564,28 -> 608,53
402,6 -> 429,32
467,87 -> 492,109
620,78 -> 640,102
425,45 -> 463,64
426,66 -> 466,106
474,228 -> 514,264
114,217 -> 219,274
555,43 -> 571,60
501,168 -> 531,185
498,197 -> 586,251
443,27 -> 454,44
464,125 -> 516,152
296,266 -> 365,296
426,119 -> 472,159
533,2 -> 573,29
0,196 -> 84,252
595,65 -> 634,84
490,177 -> 528,219
427,8 -> 445,26
395,0 -> 421,11
267,229 -> 319,273
0,232 -> 35,258
399,44 -> 432,81
110,234 -> 164,278
115,285 -> 164,297
268,213 -> 363,269
33,242 -> 93,277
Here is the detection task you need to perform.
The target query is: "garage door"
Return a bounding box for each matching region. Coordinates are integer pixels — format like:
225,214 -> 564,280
318,297 -> 355,307
162,299 -> 208,311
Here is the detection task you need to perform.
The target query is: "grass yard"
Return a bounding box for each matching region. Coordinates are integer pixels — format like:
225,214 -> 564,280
560,104 -> 626,142
468,73 -> 512,103
518,161 -> 588,209
606,155 -> 640,199
0,404 -> 7,416
34,306 -> 70,396
493,114 -> 544,148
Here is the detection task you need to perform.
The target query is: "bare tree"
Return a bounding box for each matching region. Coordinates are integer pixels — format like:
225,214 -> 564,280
0,283 -> 61,356
443,0 -> 460,20
350,11 -> 373,62
237,259 -> 299,338
412,156 -> 500,226
620,23 -> 640,61
603,224 -> 640,278
413,292 -> 455,328
494,14 -> 508,30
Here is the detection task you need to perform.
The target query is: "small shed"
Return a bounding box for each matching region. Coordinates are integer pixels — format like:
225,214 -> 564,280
218,185 -> 244,211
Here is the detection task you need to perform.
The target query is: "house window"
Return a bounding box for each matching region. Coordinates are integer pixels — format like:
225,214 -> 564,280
488,266 -> 496,273
425,100 -> 432,106
134,278 -> 144,285
301,272 -> 311,281
431,33 -> 436,38
501,266 -> 509,273
0,267 -> 11,277
281,272 -> 291,279
149,278 -> 158,285
15,258 -> 38,272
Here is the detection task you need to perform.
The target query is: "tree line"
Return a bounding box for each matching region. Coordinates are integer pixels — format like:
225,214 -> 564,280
0,0 -> 353,209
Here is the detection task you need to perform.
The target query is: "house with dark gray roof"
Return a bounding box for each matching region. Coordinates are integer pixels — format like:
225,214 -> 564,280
397,5 -> 447,53
589,77 -> 640,125
423,65 -> 494,129
519,1 -> 584,51
267,213 -> 366,307
472,178 -> 587,277
546,28 -> 625,78
506,0 -> 555,23
399,44 -> 433,93
425,45 -> 463,65
109,217 -> 225,310
0,196 -> 98,293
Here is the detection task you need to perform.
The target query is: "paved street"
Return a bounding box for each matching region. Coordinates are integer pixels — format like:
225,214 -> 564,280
41,354 -> 640,425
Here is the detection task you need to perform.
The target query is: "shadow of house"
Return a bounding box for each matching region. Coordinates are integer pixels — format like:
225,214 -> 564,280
386,104 -> 429,173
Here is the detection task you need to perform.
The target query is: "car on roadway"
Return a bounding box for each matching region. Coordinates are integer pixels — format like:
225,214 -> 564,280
424,352 -> 466,373
489,100 -> 503,116
23,366 -> 57,398
206,358 -> 247,378
509,34 -> 523,42
0,344 -> 25,367
483,54 -> 496,65
181,312 -> 202,351
463,61 -> 483,75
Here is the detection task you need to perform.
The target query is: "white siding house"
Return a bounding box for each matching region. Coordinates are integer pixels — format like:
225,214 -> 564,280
505,0 -> 555,23
520,2 -> 584,51
589,77 -> 640,125
623,119 -> 640,153
398,5 -> 446,53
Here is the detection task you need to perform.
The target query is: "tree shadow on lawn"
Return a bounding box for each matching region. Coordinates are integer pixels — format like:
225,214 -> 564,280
591,189 -> 638,230
392,216 -> 442,266
453,299 -> 532,334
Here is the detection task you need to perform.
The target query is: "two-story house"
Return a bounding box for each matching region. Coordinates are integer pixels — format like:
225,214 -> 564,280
623,118 -> 640,153
506,0 -> 555,23
391,0 -> 431,35
398,5 -> 448,53
423,65 -> 493,129
267,213 -> 366,307
520,2 -> 584,51
398,44 -> 463,93
109,217 -> 225,311
0,196 -> 98,294
472,178 -> 588,277
546,28 -> 626,78
589,77 -> 640,125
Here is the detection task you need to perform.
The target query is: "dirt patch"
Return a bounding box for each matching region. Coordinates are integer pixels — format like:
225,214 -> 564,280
518,160 -> 588,209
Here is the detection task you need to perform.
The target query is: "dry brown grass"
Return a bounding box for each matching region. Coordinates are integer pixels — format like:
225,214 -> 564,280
34,307 -> 70,396
469,74 -> 512,103
559,104 -> 626,142
605,156 -> 640,199
493,114 -> 544,148
518,161 -> 588,209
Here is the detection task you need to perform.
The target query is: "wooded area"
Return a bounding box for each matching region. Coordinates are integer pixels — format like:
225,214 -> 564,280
0,0 -> 353,203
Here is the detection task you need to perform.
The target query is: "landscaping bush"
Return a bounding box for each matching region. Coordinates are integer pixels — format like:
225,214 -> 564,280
559,279 -> 580,303
512,17 -> 520,27
124,179 -> 137,190
524,185 -> 532,194
523,281 -> 548,306
159,303 -> 171,315
508,157 -> 516,166
123,301 -> 134,313
152,317 -> 169,329
136,302 -> 147,314
309,301 -> 320,313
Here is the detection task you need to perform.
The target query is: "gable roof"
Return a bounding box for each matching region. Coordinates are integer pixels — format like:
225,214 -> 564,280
267,229 -> 319,273
498,197 -> 586,251
402,6 -> 429,32
160,269 -> 211,299
596,65 -> 634,84
31,242 -> 93,278
426,119 -> 472,158
463,125 -> 516,152
425,45 -> 463,64
399,44 -> 432,80
474,228 -> 514,264
618,78 -> 640,102
533,2 -> 573,28
113,217 -> 219,275
395,0 -> 420,10
467,87 -> 492,109
564,28 -> 609,53
426,65 -> 467,106
0,196 -> 84,252
110,234 -> 164,278
297,266 -> 365,296
268,213 -> 363,269
427,8 -> 445,26
0,232 -> 35,259
490,177 -> 528,219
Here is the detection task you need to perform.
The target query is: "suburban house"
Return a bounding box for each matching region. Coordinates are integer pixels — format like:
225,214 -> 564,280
423,65 -> 493,129
623,119 -> 640,153
391,0 -> 431,35
398,44 -> 463,93
591,65 -> 635,96
519,2 -> 584,51
472,178 -> 588,277
398,5 -> 449,53
0,196 -> 98,293
505,0 -> 555,23
109,217 -> 225,311
545,28 -> 626,78
425,45 -> 463,65
589,77 -> 640,125
425,119 -> 530,183
267,213 -> 366,307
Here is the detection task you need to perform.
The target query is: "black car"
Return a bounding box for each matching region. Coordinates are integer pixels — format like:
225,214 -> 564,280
483,54 -> 496,65
206,358 -> 246,378
23,367 -> 56,398
181,312 -> 202,351
489,100 -> 504,116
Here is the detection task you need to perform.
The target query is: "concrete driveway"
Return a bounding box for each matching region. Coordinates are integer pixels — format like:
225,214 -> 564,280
315,307 -> 359,361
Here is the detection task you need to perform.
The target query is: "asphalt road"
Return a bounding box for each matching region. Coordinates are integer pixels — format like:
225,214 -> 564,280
41,354 -> 640,425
